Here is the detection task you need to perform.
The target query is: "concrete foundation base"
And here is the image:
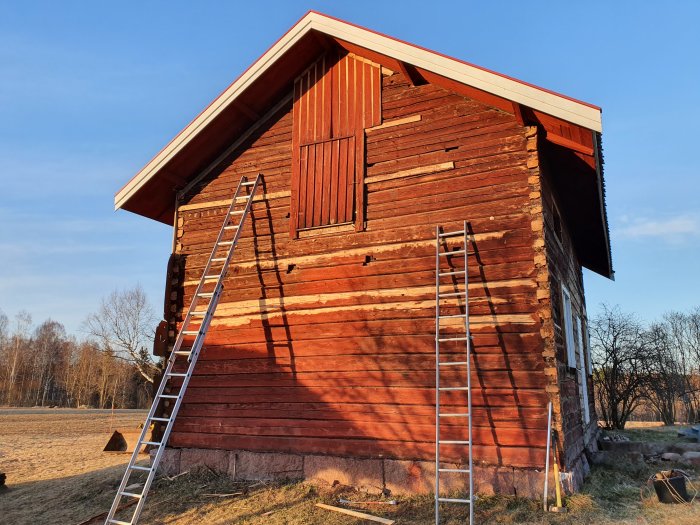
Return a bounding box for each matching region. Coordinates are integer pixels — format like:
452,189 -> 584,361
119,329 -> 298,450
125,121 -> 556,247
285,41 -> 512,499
153,447 -> 568,498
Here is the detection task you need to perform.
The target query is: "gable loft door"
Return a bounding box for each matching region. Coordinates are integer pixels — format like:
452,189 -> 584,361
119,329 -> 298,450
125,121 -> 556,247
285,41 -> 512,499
290,51 -> 381,237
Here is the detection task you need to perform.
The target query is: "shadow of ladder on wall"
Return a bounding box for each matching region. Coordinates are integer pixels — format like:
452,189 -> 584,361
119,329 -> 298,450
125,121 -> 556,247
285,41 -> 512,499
103,174 -> 263,525
435,221 -> 474,525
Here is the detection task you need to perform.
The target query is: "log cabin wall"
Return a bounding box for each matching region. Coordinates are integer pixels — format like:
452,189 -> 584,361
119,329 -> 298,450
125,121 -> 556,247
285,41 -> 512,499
539,153 -> 596,473
168,56 -> 551,470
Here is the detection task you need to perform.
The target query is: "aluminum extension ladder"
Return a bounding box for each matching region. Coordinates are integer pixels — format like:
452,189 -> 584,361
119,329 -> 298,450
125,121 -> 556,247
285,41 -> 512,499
104,174 -> 261,525
435,221 -> 474,524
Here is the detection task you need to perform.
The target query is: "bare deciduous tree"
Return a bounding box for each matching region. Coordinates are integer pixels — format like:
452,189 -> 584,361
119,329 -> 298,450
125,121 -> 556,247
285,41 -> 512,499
663,310 -> 700,422
3,311 -> 32,405
643,323 -> 685,425
85,285 -> 161,384
0,306 -> 150,409
591,304 -> 650,429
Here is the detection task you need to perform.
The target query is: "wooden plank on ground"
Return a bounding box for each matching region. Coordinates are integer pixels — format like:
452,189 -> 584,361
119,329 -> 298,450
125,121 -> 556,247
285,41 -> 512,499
315,503 -> 395,524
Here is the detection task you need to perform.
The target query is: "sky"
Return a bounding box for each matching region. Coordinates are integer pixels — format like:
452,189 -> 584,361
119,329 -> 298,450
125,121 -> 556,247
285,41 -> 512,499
0,1 -> 699,335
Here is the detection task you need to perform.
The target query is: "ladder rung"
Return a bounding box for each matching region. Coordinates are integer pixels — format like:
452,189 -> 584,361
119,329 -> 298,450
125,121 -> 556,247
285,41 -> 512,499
181,330 -> 199,336
437,497 -> 471,504
439,250 -> 466,256
108,520 -> 132,525
119,491 -> 143,498
439,440 -> 471,445
211,257 -> 227,262
173,351 -> 191,356
439,387 -> 469,391
230,210 -> 244,215
159,394 -> 178,399
439,230 -> 465,238
130,465 -> 153,471
167,372 -> 187,377
203,274 -> 220,280
438,337 -> 468,342
439,361 -> 468,366
149,417 -> 170,422
224,225 -> 239,230
439,413 -> 470,417
241,181 -> 256,186
438,292 -> 465,298
439,468 -> 470,473
142,441 -> 162,446
439,270 -> 466,277
197,292 -> 214,298
190,311 -> 208,316
439,314 -> 467,319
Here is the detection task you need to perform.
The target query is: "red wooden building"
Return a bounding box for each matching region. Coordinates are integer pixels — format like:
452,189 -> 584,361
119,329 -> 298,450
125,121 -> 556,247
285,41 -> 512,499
116,12 -> 611,496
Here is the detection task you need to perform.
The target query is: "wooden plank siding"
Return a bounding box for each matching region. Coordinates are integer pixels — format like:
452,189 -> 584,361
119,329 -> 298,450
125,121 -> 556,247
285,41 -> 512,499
291,52 -> 381,233
170,68 -> 549,468
297,136 -> 356,228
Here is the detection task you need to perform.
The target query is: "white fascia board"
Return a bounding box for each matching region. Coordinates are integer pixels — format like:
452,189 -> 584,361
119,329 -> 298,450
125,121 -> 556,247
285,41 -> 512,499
115,11 -> 602,211
114,16 -> 315,210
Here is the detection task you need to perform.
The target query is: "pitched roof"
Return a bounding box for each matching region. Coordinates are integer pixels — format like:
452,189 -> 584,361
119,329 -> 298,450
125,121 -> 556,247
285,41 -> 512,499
115,11 -> 602,214
114,11 -> 611,278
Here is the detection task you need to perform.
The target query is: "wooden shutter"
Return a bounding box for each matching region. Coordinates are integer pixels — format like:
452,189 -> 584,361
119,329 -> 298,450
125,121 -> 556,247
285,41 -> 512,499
298,136 -> 355,229
290,52 -> 381,235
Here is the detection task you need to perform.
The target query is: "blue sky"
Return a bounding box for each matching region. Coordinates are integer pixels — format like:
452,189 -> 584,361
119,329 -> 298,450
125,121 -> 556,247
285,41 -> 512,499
0,1 -> 698,334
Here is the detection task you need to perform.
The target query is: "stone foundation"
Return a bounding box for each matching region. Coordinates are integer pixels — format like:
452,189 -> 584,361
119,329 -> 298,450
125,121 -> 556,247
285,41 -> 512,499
153,447 -> 565,498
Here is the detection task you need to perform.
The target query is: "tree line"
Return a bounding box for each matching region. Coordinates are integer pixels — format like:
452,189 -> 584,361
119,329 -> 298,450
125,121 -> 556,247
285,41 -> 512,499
591,304 -> 700,429
0,285 -> 161,409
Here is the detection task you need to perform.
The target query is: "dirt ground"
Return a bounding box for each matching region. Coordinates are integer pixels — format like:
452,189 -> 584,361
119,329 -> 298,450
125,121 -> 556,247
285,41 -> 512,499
0,408 -> 147,524
2,410 -> 700,524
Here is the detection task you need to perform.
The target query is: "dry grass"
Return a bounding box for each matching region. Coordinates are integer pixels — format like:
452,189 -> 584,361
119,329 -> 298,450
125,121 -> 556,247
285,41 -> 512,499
1,410 -> 700,524
615,423 -> 687,443
624,421 -> 665,429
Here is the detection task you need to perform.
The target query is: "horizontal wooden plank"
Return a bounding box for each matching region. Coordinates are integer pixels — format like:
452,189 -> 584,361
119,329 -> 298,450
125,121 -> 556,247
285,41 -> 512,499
365,161 -> 454,184
180,334 -> 544,359
176,405 -> 549,430
171,369 -> 546,390
179,386 -> 548,408
365,114 -> 421,132
169,432 -> 546,467
172,418 -> 547,447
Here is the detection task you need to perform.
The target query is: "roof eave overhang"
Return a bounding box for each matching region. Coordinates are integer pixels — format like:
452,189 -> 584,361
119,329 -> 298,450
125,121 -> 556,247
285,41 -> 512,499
114,11 -> 602,213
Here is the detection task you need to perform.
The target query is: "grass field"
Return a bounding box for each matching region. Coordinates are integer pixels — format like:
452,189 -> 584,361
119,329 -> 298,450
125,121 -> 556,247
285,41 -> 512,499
1,409 -> 700,524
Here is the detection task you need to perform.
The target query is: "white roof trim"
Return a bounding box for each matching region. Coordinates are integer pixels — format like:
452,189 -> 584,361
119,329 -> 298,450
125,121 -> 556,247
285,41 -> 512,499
115,11 -> 603,211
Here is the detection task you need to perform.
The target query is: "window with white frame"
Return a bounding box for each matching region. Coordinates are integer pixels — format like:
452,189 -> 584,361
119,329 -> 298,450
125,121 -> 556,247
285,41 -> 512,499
561,286 -> 576,369
576,316 -> 591,424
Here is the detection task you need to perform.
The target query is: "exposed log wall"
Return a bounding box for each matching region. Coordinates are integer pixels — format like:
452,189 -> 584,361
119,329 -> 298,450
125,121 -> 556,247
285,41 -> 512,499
539,151 -> 596,470
169,69 -> 550,468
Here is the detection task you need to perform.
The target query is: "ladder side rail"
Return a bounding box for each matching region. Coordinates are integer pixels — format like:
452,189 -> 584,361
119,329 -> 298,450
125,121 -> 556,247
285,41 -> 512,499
105,175 -> 258,525
463,220 -> 474,524
107,177 -> 250,518
212,175 -> 260,284
105,315 -> 190,520
105,338 -> 185,520
129,324 -> 207,524
434,225 -> 441,524
168,176 -> 248,356
127,176 -> 261,525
